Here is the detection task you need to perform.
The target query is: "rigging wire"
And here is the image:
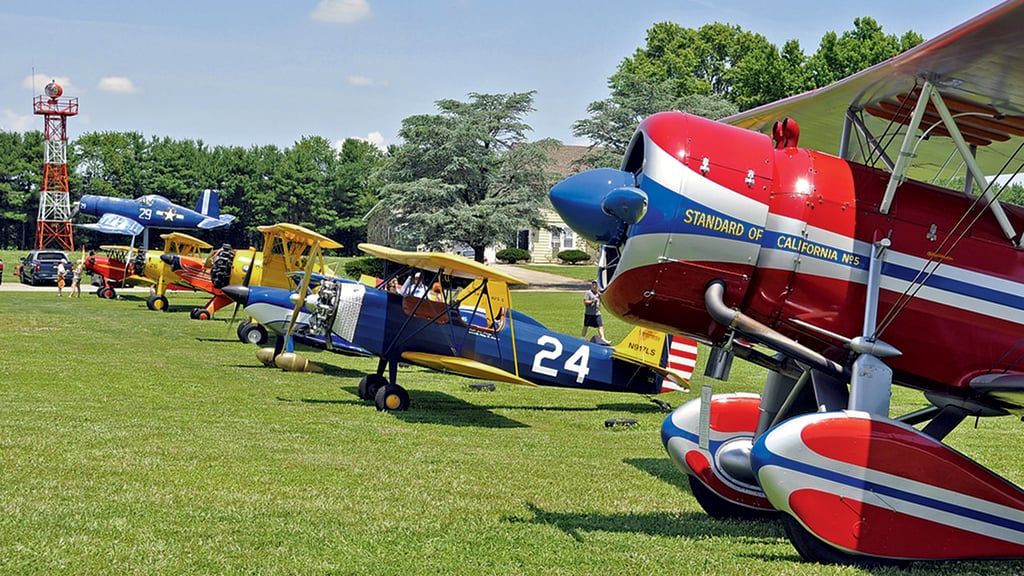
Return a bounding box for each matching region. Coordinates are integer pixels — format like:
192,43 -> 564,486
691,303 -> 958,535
874,135 -> 1024,338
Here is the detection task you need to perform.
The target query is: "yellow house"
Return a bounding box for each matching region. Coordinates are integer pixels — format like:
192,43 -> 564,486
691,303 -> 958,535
520,144 -> 597,263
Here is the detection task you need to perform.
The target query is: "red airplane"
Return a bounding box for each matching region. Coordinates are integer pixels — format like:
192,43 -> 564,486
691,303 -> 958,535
82,246 -> 134,299
550,1 -> 1024,563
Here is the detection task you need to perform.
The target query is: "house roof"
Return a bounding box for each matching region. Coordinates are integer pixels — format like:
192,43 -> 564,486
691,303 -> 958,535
547,144 -> 592,178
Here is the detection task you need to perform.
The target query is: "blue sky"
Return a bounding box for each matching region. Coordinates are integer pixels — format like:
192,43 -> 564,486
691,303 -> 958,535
0,0 -> 1004,150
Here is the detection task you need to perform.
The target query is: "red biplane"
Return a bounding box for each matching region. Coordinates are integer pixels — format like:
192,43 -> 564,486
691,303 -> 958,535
82,234 -> 210,301
550,1 -> 1024,563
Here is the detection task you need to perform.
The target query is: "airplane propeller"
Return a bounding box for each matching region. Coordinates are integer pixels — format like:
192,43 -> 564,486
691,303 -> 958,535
271,241 -> 322,373
227,247 -> 258,328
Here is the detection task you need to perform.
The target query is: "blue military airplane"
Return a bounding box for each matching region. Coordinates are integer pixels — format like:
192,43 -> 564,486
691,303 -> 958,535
75,189 -> 235,237
222,243 -> 697,412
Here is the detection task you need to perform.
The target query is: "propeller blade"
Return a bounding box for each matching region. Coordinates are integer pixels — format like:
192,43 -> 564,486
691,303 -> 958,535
227,247 -> 257,329
282,241 -> 319,358
242,247 -> 256,286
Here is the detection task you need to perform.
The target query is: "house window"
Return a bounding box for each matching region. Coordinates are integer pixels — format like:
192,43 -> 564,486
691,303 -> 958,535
550,226 -> 575,251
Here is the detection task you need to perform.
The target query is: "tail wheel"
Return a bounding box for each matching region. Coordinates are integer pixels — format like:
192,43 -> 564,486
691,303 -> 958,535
210,248 -> 236,289
191,307 -> 211,320
358,374 -> 388,401
374,384 -> 410,412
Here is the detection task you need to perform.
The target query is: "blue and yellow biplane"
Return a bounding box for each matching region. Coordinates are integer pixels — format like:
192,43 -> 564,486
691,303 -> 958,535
224,243 -> 697,411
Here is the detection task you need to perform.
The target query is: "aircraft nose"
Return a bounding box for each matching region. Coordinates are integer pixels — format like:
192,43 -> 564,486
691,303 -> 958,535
549,168 -> 638,245
222,284 -> 250,305
601,185 -> 647,226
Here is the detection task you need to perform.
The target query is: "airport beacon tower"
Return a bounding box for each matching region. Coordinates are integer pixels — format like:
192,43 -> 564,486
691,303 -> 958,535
33,80 -> 77,250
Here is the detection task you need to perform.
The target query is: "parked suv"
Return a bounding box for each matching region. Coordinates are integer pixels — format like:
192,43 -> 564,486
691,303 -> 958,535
19,250 -> 72,286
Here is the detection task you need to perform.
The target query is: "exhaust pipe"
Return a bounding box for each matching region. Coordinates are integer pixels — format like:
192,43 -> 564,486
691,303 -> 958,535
704,281 -> 847,378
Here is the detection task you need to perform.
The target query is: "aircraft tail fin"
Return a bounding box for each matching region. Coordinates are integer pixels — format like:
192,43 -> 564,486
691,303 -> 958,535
196,189 -> 221,218
195,188 -> 236,228
611,327 -> 698,393
456,278 -> 511,324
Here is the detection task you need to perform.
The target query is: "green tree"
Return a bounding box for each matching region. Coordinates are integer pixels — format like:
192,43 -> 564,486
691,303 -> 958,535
806,17 -> 923,88
380,92 -> 554,261
572,72 -> 736,168
0,131 -> 43,248
571,73 -> 682,168
574,18 -> 921,161
73,131 -> 147,198
144,136 -> 211,204
269,136 -> 339,232
332,138 -> 386,253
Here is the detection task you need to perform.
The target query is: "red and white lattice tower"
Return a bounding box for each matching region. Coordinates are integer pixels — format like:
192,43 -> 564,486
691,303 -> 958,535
32,80 -> 78,251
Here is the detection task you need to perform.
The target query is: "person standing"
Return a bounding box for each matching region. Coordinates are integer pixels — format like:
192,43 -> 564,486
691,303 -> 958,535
582,280 -> 610,345
70,257 -> 84,298
56,259 -> 68,297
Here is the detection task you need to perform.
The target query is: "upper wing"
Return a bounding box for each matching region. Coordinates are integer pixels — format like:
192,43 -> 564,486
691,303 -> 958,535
725,1 -> 1024,181
358,243 -> 528,285
79,214 -> 145,236
400,351 -> 540,387
159,232 -> 213,251
258,223 -> 343,250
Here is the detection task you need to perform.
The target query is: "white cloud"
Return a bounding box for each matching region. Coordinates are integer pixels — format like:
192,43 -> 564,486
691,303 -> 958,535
348,75 -> 374,87
364,131 -> 385,150
0,108 -> 35,132
310,0 -> 371,23
97,77 -> 139,94
22,74 -> 75,95
334,132 -> 386,152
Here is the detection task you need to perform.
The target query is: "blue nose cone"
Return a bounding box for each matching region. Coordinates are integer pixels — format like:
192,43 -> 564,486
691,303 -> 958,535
549,168 -> 635,244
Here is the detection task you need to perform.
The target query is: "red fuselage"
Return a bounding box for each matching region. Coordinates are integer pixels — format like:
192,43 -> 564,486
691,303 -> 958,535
84,254 -> 130,287
554,112 -> 1024,400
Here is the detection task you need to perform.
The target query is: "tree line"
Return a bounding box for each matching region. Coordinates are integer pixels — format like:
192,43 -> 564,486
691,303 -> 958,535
0,131 -> 385,253
10,16 -> 1000,254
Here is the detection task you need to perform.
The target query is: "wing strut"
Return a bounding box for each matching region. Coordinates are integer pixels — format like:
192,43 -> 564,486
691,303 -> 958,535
878,80 -> 1019,246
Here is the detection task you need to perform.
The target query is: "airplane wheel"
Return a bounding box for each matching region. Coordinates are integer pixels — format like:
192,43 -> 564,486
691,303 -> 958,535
237,322 -> 268,345
192,308 -> 211,321
781,514 -> 880,565
147,294 -> 169,311
358,374 -> 388,400
688,476 -> 776,520
375,384 -> 410,412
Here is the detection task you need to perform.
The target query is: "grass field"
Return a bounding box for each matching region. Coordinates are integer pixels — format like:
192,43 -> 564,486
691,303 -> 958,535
519,263 -> 597,282
2,287 -> 1023,575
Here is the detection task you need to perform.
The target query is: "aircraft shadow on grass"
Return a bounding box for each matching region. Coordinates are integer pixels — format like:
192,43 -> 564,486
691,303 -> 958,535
622,457 -> 689,489
286,386 -> 528,429
511,502 -> 786,544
